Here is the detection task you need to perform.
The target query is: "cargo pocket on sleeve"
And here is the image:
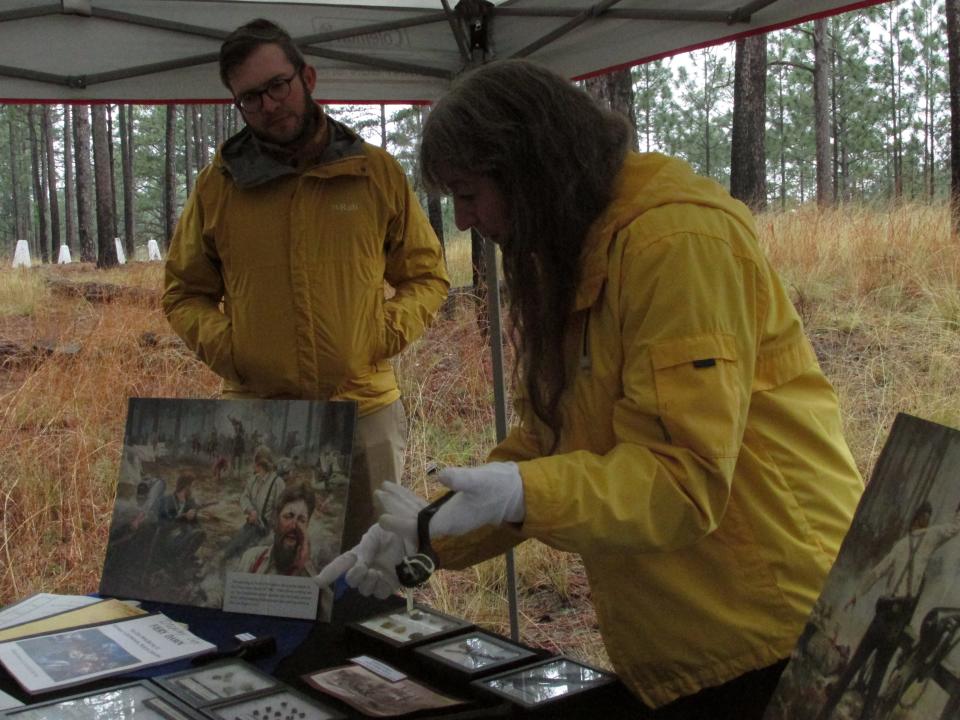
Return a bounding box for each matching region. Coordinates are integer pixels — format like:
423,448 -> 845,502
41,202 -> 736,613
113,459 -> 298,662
649,333 -> 741,459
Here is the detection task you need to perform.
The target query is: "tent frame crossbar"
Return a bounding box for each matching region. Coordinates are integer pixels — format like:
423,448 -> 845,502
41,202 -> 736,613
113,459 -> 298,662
508,0 -> 784,59
0,5 -> 454,88
0,1 -> 789,91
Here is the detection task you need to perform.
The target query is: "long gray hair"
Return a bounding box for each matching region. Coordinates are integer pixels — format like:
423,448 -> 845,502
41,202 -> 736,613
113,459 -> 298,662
420,60 -> 630,449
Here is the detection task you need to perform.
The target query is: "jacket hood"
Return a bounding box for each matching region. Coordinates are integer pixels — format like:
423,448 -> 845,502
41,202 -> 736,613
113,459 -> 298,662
216,114 -> 366,190
575,153 -> 758,310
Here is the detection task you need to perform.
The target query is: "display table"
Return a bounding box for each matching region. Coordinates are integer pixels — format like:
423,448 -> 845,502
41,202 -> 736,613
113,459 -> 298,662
0,590 -> 651,718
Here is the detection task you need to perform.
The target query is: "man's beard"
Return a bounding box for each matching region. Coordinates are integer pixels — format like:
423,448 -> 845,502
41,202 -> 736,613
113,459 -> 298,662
272,526 -> 305,572
251,95 -> 318,148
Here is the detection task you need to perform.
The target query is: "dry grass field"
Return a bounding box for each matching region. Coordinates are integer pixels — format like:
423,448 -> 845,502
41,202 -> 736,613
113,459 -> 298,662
0,202 -> 957,670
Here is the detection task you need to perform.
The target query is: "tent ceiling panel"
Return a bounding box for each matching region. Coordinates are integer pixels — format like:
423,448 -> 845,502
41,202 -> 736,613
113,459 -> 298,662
0,0 -> 890,103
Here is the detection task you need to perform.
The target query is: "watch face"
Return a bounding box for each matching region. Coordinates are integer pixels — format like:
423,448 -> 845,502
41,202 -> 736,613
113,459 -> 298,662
396,553 -> 436,587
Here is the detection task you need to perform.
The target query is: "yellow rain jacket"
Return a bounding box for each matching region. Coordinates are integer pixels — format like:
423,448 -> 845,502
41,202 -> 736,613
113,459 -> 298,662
436,153 -> 863,707
162,118 -> 449,415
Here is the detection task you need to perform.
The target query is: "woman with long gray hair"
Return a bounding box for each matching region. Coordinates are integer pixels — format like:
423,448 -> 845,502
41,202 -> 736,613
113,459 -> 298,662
318,59 -> 863,719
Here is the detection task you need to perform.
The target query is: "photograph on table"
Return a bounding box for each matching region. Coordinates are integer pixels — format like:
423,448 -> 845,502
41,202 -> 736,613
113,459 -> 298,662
98,397 -> 356,620
764,413 -> 960,720
348,605 -> 473,648
302,663 -> 465,717
413,629 -> 540,679
201,685 -> 345,720
1,680 -> 203,720
154,658 -> 280,707
471,656 -> 617,709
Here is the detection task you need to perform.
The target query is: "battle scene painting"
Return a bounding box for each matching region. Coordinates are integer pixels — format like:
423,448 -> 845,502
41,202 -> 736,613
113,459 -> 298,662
99,398 -> 356,611
764,413 -> 960,720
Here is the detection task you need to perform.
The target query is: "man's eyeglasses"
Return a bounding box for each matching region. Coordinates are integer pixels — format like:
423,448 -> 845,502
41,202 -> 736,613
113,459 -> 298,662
234,70 -> 300,113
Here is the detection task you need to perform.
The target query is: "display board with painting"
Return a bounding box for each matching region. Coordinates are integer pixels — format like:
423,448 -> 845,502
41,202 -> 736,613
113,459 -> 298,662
764,413 -> 960,720
98,398 -> 356,620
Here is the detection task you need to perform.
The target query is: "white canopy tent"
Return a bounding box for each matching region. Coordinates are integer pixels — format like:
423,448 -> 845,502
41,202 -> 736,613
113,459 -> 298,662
0,0 -> 889,103
0,0 -> 892,640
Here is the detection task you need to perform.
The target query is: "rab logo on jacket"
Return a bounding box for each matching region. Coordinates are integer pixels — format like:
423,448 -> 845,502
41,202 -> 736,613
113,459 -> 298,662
331,202 -> 359,212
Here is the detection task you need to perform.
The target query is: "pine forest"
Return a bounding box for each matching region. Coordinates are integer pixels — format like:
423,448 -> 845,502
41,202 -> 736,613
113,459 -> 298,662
0,0 -> 954,265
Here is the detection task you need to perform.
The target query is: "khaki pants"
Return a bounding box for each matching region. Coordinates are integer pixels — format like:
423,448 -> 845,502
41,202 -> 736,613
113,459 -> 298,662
341,399 -> 408,548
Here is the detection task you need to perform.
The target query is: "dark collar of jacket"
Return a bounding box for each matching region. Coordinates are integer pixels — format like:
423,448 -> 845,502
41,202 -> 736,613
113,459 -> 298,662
219,111 -> 366,190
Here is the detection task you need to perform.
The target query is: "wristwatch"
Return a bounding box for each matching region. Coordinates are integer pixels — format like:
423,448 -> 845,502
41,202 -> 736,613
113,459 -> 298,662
395,491 -> 455,588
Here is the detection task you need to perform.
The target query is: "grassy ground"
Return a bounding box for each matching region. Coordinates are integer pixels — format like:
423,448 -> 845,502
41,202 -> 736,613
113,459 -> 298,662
0,202 -> 957,670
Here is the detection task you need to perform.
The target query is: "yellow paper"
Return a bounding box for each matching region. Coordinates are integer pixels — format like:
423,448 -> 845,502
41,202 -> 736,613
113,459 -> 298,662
0,598 -> 147,642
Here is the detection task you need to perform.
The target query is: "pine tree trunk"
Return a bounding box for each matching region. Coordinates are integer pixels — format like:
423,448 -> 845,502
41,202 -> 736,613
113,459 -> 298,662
776,39 -> 787,210
192,105 -> 205,172
947,0 -> 960,234
703,61 -> 711,178
42,106 -> 61,259
8,108 -> 24,241
380,104 -> 387,149
813,18 -> 834,207
107,105 -> 119,242
214,105 -> 224,150
120,105 -> 136,257
583,69 -> 639,151
887,9 -> 903,200
164,105 -> 178,250
28,107 -> 50,263
91,104 -> 118,268
830,28 -> 840,203
63,105 -> 77,253
184,106 -> 194,195
730,34 -> 767,213
73,105 -> 96,263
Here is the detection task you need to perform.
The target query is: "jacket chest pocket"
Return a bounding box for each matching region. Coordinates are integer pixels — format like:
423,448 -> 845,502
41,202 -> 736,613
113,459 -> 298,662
221,186 -> 296,270
649,333 -> 742,459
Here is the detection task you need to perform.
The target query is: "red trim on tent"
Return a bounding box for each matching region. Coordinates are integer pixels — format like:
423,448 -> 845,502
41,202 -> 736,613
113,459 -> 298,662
0,96 -> 434,106
0,98 -> 233,105
573,0 -> 893,81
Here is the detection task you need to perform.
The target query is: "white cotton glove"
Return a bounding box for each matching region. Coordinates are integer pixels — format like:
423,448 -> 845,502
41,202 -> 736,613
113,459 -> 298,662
314,523 -> 414,599
379,462 -> 525,542
375,482 -> 427,550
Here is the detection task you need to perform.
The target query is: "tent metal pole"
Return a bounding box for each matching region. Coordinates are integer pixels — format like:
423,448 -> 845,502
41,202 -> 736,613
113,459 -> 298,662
440,0 -> 472,62
0,5 -> 59,23
482,234 -> 520,642
300,46 -> 453,78
512,0 -> 624,59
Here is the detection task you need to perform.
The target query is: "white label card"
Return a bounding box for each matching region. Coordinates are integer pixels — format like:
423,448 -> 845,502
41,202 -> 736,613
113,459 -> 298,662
349,655 -> 406,682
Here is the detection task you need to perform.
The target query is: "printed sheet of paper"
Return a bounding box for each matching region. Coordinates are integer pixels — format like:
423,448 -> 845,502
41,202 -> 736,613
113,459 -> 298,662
223,571 -> 322,621
0,598 -> 146,642
303,664 -> 465,717
0,613 -> 216,695
0,594 -> 101,631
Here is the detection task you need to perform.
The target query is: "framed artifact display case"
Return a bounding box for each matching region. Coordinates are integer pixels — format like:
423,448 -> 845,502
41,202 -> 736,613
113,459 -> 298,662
199,685 -> 346,720
347,605 -> 473,649
154,658 -> 280,708
471,656 -> 618,710
413,629 -> 539,680
2,680 -> 203,720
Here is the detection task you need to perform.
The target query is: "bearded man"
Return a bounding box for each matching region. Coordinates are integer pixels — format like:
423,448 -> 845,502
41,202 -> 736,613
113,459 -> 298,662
162,19 -> 449,548
240,483 -> 318,576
